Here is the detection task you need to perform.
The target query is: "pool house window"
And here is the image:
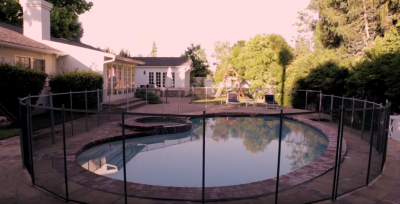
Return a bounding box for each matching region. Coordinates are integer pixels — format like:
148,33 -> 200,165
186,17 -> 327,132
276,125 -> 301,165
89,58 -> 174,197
156,72 -> 161,87
149,72 -> 154,84
172,72 -> 175,88
162,72 -> 167,87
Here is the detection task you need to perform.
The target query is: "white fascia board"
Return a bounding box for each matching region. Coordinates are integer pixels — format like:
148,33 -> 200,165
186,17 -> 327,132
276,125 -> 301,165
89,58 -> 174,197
0,41 -> 67,56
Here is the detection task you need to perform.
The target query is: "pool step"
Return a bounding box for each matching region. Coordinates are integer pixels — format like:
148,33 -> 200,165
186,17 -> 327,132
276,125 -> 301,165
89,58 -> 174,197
102,98 -> 147,111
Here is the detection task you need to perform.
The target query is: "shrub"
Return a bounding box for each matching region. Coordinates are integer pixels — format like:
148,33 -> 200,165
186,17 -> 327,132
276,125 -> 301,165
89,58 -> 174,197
0,61 -> 47,121
48,70 -> 103,108
134,89 -> 162,104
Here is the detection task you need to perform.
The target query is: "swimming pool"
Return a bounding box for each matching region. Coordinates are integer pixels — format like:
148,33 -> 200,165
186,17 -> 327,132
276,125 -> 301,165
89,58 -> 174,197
76,116 -> 328,187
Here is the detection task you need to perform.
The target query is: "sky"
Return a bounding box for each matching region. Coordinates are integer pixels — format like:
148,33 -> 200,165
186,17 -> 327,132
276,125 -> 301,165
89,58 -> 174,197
79,0 -> 312,72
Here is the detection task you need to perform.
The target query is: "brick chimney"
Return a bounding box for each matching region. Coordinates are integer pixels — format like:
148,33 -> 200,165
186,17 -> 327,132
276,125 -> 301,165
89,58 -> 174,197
19,0 -> 53,41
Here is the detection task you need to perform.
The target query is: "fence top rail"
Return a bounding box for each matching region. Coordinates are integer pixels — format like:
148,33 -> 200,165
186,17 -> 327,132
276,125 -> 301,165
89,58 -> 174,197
19,88 -> 387,111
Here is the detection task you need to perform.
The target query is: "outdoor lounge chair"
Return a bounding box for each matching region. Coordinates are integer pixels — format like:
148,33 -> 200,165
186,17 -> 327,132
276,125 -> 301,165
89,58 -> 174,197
226,92 -> 241,107
264,94 -> 279,109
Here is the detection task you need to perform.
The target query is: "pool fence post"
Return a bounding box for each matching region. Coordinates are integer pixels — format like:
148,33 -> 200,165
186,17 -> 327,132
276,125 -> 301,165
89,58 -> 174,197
162,88 -> 165,114
381,102 -> 391,172
84,90 -> 88,131
202,110 -> 206,204
49,92 -> 55,144
108,89 -> 111,121
366,105 -> 376,186
335,106 -> 345,199
122,112 -> 128,204
192,87 -> 194,112
27,96 -> 35,185
319,91 -> 322,121
69,91 -> 74,136
97,89 -> 100,126
351,98 -> 355,134
275,109 -> 284,204
330,94 -> 334,125
126,87 -> 129,111
342,96 -> 344,109
332,105 -> 343,200
361,99 -> 367,139
376,105 -> 382,153
305,90 -> 308,110
145,87 -> 148,113
17,98 -> 25,169
205,87 -> 207,111
376,103 -> 382,154
379,104 -> 388,165
61,104 -> 69,201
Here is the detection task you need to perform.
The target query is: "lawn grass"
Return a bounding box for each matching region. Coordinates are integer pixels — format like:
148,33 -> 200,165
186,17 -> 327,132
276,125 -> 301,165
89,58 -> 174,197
189,95 -> 266,107
0,126 -> 19,140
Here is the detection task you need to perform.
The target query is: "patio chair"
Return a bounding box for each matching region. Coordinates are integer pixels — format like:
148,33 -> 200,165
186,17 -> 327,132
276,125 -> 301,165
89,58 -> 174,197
264,94 -> 279,109
226,92 -> 241,107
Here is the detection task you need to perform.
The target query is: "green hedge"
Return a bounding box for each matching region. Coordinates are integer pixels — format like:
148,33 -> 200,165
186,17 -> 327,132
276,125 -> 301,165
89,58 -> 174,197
49,70 -> 103,109
0,61 -> 47,120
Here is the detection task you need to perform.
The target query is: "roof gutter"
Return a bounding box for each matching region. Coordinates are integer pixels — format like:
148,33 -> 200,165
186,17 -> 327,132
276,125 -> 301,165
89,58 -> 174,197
0,41 -> 67,56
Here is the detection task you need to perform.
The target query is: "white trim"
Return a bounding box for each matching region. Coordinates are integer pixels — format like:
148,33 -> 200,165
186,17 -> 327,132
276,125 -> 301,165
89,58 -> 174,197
0,41 -> 67,56
19,0 -> 53,10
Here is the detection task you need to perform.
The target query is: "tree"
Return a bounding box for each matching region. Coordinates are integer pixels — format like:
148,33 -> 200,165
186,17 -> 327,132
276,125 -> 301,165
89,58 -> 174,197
310,0 -> 400,55
104,47 -> 116,55
212,41 -> 231,84
150,41 -> 157,57
181,43 -> 211,77
0,0 -> 22,26
0,0 -> 93,41
118,48 -> 131,57
239,34 -> 293,90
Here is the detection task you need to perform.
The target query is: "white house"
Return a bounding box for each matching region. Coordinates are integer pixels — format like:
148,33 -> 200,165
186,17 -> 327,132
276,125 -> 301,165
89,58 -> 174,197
0,0 -> 192,106
131,57 -> 193,96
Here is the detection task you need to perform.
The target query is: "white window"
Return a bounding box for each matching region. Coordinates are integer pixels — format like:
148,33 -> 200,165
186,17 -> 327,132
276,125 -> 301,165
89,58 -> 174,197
15,56 -> 31,68
149,72 -> 154,85
162,72 -> 167,87
33,59 -> 45,72
172,72 -> 175,88
156,72 -> 161,87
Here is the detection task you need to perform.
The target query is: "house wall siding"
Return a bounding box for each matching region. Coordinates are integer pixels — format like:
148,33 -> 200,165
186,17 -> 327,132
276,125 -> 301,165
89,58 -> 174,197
0,46 -> 57,74
135,66 -> 189,88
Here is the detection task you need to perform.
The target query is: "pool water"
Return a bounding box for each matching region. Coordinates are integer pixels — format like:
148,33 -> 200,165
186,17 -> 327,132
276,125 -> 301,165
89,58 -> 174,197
76,117 -> 328,187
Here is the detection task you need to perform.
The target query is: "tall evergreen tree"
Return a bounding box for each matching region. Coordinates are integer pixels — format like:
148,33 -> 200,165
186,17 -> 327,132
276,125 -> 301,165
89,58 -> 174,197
181,43 -> 211,77
150,41 -> 157,57
310,0 -> 400,54
0,0 -> 93,41
118,48 -> 131,57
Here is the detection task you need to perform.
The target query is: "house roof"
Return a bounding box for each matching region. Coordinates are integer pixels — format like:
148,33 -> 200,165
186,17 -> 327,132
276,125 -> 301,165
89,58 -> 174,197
115,56 -> 145,65
50,36 -> 102,52
0,22 -> 66,55
130,57 -> 192,66
50,36 -> 145,65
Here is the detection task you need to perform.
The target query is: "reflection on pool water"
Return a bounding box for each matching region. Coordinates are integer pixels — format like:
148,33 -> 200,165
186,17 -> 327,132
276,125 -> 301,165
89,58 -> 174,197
76,117 -> 328,187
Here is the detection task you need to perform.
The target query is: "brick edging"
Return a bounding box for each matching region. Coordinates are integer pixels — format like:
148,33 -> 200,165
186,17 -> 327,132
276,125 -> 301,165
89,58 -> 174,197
52,113 -> 347,201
